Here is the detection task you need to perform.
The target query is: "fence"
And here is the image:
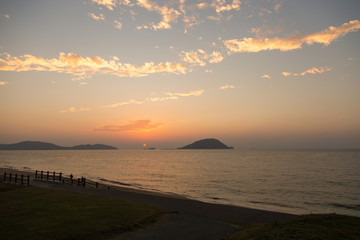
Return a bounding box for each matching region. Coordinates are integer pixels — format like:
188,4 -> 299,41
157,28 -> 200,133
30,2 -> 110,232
3,172 -> 30,186
35,170 -> 110,190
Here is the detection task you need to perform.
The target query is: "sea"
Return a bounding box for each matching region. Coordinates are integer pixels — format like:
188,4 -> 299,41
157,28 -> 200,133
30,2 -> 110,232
1,149 -> 359,217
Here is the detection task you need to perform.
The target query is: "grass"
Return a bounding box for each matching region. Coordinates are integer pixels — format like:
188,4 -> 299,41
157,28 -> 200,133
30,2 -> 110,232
223,213 -> 360,240
0,183 -> 161,240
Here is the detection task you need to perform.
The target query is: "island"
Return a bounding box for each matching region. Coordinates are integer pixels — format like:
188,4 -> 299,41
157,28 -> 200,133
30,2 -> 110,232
0,141 -> 117,150
178,138 -> 233,149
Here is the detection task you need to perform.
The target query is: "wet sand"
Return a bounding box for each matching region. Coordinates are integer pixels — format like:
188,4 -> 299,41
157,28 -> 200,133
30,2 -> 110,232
1,167 -> 296,239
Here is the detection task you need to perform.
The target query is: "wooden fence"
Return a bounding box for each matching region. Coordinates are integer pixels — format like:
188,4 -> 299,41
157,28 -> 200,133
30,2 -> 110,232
35,170 -> 110,190
3,172 -> 30,186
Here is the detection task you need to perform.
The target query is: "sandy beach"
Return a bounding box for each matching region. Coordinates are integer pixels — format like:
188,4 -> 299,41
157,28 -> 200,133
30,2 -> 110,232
1,167 -> 296,240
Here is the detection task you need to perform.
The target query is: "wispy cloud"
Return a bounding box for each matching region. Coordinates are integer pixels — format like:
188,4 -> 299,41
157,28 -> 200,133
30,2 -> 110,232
219,85 -> 235,90
0,52 -> 187,78
88,12 -> 105,21
60,107 -> 90,113
251,24 -> 283,38
114,20 -> 122,29
0,81 -> 8,85
211,0 -> 241,13
94,119 -> 164,132
136,0 -> 180,30
0,14 -> 10,19
165,89 -> 204,97
262,74 -> 271,79
181,49 -> 224,66
88,0 -> 243,32
105,89 -> 204,108
91,0 -> 117,11
282,66 -> 331,77
219,84 -> 242,90
224,20 -> 360,53
104,99 -> 146,108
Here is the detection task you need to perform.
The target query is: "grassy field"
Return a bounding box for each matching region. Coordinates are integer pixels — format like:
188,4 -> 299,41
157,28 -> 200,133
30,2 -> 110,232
0,183 -> 161,240
224,213 -> 360,240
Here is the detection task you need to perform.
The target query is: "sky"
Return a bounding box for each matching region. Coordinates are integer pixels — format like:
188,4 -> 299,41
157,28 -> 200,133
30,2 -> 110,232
0,0 -> 360,149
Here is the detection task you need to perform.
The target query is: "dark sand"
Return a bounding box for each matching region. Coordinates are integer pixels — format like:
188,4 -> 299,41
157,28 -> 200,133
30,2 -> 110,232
1,167 -> 296,240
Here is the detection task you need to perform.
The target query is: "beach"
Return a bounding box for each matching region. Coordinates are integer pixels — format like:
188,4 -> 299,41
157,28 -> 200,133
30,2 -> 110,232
1,167 -> 295,240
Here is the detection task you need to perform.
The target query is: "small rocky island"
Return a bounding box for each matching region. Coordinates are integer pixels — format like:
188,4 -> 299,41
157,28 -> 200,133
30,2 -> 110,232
0,141 -> 117,150
178,138 -> 233,149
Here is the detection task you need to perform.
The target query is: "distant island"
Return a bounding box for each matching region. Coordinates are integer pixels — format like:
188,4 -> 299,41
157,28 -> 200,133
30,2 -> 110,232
178,138 -> 233,149
0,141 -> 117,150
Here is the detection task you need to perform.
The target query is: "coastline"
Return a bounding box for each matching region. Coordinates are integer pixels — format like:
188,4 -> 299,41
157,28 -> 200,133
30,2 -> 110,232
0,167 -> 295,224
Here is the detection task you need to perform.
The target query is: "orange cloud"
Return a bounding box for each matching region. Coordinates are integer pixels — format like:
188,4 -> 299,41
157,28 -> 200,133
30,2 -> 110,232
219,85 -> 235,90
282,66 -> 331,77
136,0 -> 180,30
94,119 -> 164,132
261,74 -> 271,79
91,0 -> 117,10
104,99 -> 146,108
60,107 -> 90,113
181,49 -> 223,66
0,81 -> 8,85
114,20 -> 122,29
0,52 -> 187,78
165,89 -> 204,97
88,12 -> 105,21
224,20 -> 360,53
211,0 -> 241,13
104,89 -> 204,108
0,14 -> 10,19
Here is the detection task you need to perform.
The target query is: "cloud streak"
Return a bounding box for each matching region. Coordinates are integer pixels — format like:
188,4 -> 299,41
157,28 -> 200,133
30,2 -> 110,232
211,0 -> 241,13
60,107 -> 90,113
282,66 -> 331,77
224,20 -> 360,53
181,49 -> 224,66
91,0 -> 117,11
0,52 -> 187,78
136,0 -> 181,30
105,89 -> 204,108
88,12 -> 105,21
94,119 -> 163,132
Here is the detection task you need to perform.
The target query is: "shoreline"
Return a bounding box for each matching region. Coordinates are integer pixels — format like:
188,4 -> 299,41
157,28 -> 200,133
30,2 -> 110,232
1,167 -> 296,224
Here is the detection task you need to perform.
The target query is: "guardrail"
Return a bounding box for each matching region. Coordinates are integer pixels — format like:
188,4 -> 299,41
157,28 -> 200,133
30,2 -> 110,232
3,172 -> 30,186
35,170 -> 110,190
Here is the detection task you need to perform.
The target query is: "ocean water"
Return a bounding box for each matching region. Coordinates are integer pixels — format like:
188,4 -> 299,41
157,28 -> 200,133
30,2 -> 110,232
0,149 -> 359,216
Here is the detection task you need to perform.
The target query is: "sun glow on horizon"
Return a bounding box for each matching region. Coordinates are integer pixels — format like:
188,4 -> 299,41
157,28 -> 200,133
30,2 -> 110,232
0,1 -> 359,148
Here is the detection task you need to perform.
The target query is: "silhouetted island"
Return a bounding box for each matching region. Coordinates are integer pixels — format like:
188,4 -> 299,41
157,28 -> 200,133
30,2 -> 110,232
0,141 -> 117,150
178,138 -> 233,149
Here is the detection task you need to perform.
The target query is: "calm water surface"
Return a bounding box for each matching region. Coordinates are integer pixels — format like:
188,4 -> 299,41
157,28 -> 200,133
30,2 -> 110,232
0,149 -> 359,216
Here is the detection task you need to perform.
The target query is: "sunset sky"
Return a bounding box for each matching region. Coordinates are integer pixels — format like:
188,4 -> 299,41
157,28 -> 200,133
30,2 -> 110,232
1,0 -> 360,149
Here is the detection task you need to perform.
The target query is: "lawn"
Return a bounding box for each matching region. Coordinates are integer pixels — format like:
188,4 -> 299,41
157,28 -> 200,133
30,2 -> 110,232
0,183 -> 161,240
224,213 -> 360,240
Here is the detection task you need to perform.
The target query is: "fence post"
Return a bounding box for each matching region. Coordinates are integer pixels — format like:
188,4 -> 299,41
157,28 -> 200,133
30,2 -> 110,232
15,174 -> 18,184
21,174 -> 24,185
35,170 -> 38,179
27,175 -> 30,186
59,172 -> 62,182
96,182 -> 98,188
83,178 -> 86,187
3,172 -> 6,182
41,171 -> 43,180
46,171 -> 49,181
9,173 -> 12,183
